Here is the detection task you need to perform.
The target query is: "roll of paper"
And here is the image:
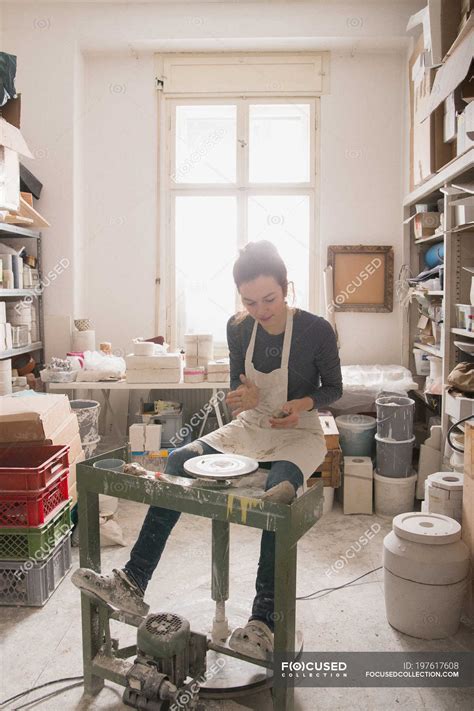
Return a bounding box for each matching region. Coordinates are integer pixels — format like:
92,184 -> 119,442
72,329 -> 96,351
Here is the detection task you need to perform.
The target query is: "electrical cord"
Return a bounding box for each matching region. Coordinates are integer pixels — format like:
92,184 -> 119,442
0,676 -> 83,708
2,567 -> 383,707
297,566 -> 383,601
447,413 -> 474,452
12,682 -> 84,711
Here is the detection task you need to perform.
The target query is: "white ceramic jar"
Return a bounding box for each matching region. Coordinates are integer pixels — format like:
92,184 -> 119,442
383,512 -> 469,639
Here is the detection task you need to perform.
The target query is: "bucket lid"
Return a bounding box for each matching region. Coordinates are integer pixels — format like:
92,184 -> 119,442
375,433 -> 415,444
335,415 -> 376,431
393,512 -> 461,544
427,472 -> 464,491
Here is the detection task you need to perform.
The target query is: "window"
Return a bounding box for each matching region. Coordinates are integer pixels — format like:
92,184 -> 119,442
162,97 -> 318,352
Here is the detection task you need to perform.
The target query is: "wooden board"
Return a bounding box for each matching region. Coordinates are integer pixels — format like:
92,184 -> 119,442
12,196 -> 50,227
319,413 -> 340,449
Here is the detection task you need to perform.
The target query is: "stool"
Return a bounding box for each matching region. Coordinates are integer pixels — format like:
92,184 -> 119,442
77,448 -> 324,710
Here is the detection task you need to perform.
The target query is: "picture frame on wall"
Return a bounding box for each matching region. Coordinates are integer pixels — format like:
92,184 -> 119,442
327,245 -> 394,313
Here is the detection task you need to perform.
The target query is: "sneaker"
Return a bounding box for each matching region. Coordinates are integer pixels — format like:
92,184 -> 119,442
262,481 -> 296,505
228,620 -> 274,661
71,568 -> 149,617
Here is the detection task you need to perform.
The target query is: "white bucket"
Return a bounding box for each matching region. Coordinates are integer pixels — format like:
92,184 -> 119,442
70,399 -> 101,443
335,415 -> 376,457
413,348 -> 430,376
374,471 -> 417,518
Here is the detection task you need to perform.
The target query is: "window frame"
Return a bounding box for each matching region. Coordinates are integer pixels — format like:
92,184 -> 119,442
158,95 -> 321,353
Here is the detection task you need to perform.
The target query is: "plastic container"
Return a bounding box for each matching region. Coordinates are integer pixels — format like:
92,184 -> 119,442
0,445 -> 70,491
0,532 -> 72,607
375,434 -> 415,477
70,400 -> 100,443
0,502 -> 72,560
383,513 -> 470,639
424,241 -> 444,268
376,395 -> 414,441
40,369 -> 77,383
335,415 -> 376,457
0,469 -> 69,527
374,471 -> 417,517
413,348 -> 430,376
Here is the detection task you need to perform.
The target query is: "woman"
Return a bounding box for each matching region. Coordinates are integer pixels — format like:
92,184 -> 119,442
73,240 -> 343,660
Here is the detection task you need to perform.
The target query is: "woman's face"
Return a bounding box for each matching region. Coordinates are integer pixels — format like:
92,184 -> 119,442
239,275 -> 286,326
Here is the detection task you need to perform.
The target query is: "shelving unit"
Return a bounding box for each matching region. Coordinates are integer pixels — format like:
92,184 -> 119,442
0,226 -> 44,368
402,148 -> 474,446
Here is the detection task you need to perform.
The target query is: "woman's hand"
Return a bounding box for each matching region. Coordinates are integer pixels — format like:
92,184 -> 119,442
269,397 -> 313,428
226,375 -> 259,416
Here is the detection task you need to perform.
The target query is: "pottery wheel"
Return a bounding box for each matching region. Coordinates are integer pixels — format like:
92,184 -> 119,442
183,454 -> 259,480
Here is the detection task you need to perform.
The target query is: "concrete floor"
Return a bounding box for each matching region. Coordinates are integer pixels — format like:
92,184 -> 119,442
1,498 -> 473,711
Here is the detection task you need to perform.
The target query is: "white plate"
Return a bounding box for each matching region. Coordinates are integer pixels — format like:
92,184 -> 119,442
183,454 -> 259,479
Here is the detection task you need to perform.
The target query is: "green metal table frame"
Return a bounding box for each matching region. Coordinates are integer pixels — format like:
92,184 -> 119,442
77,447 -> 324,710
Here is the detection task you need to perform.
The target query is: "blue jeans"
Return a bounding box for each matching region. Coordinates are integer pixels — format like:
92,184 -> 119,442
124,441 -> 303,632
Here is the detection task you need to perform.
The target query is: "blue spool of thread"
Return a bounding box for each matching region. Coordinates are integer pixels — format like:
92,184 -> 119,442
424,241 -> 444,268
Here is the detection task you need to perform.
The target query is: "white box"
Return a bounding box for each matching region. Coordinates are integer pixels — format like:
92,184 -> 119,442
0,323 -> 6,351
145,424 -> 162,451
343,456 -> 373,515
445,389 -> 474,420
126,354 -> 182,370
126,368 -> 182,384
0,302 -> 5,324
129,423 -> 146,452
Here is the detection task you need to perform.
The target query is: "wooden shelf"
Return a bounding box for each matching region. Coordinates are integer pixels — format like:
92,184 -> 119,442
0,342 -> 43,360
451,328 -> 474,339
413,342 -> 442,357
404,148 -> 474,207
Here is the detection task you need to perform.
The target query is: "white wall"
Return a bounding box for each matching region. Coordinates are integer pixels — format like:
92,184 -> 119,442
2,0 -> 423,369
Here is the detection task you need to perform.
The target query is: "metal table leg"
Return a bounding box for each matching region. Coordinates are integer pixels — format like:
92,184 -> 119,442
272,530 -> 297,711
78,483 -> 104,695
211,519 -> 230,643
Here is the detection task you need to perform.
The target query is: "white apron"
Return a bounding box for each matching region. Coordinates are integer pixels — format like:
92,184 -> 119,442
200,307 -> 327,483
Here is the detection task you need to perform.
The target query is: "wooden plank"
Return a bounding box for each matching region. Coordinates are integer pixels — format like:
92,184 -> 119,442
319,413 -> 340,448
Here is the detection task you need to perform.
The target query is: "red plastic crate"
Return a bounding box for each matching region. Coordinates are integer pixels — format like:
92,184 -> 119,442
0,445 -> 70,492
0,469 -> 69,527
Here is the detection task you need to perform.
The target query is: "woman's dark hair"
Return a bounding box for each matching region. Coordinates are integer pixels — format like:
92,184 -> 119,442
232,240 -> 288,296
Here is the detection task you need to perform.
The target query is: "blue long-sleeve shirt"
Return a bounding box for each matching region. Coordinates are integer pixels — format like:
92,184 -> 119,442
226,308 -> 343,410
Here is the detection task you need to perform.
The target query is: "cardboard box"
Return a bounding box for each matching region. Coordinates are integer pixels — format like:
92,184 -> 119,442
420,24 -> 474,121
428,0 -> 463,66
443,90 -> 464,142
445,388 -> 474,419
0,393 -> 72,442
409,36 -> 455,188
452,194 -> 474,225
0,117 -> 33,211
457,105 -> 474,155
145,424 -> 162,451
406,1 -> 462,67
405,211 -> 441,238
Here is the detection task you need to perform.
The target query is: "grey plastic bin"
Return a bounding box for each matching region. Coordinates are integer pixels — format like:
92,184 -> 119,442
0,533 -> 71,607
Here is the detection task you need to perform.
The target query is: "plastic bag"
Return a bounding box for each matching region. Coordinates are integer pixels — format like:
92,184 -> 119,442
83,349 -> 125,376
